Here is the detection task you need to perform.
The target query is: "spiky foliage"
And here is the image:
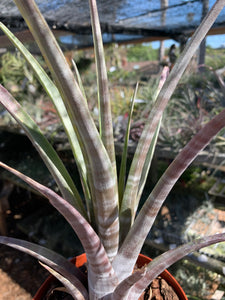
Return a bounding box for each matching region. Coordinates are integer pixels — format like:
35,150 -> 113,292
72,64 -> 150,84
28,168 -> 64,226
0,0 -> 225,299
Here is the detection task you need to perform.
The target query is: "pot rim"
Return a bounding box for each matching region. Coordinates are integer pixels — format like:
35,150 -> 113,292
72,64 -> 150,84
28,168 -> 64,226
33,253 -> 188,300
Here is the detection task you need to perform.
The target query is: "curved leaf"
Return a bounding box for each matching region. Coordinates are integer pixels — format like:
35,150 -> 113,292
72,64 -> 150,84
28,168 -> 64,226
120,0 -> 225,235
14,0 -> 119,259
0,22 -> 90,218
114,107 -> 225,281
40,262 -> 87,300
129,233 -> 225,299
0,85 -> 87,217
0,161 -> 118,298
0,236 -> 88,299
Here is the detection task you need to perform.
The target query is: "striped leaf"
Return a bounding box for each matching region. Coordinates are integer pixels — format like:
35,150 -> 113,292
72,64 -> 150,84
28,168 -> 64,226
40,262 -> 87,300
129,233 -> 225,299
136,67 -> 169,203
114,107 -> 225,281
108,233 -> 225,300
119,68 -> 169,242
104,268 -> 146,300
0,236 -> 88,299
0,162 -> 118,298
89,0 -> 117,173
119,0 -> 225,239
0,85 -> 87,217
0,22 -> 91,219
14,0 -> 119,259
0,22 -> 89,205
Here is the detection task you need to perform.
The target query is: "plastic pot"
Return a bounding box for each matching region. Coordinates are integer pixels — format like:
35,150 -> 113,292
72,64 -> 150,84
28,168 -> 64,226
33,253 -> 188,299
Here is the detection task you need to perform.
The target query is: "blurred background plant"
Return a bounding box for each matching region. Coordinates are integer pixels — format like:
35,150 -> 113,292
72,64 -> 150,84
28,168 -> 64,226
158,79 -> 225,151
0,51 -> 61,134
1,43 -> 225,155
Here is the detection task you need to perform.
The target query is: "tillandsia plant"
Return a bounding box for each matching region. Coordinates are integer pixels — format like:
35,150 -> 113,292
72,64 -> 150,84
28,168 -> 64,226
0,0 -> 225,299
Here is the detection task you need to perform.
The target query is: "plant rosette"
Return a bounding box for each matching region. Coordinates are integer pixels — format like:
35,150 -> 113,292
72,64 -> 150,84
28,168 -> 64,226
0,0 -> 225,299
34,253 -> 187,300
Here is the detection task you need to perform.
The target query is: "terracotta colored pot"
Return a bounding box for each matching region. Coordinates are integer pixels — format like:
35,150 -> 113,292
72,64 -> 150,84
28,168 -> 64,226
136,254 -> 188,300
33,253 -> 187,300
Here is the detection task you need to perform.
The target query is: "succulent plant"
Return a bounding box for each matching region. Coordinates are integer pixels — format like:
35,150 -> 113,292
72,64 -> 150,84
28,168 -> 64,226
0,0 -> 225,299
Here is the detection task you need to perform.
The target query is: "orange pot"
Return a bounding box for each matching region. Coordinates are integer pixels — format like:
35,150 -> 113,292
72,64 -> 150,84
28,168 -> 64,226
33,253 -> 187,300
136,254 -> 188,300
